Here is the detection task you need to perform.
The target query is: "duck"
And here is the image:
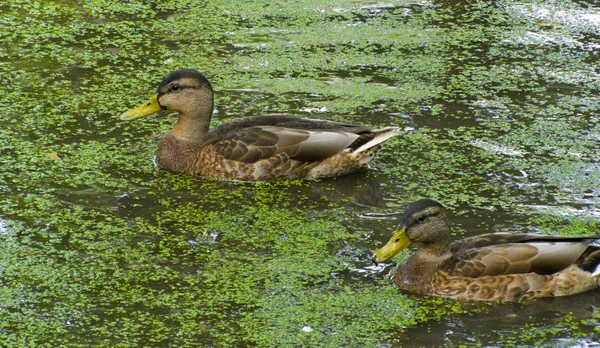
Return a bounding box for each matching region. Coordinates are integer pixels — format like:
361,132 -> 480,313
120,69 -> 400,181
373,199 -> 600,301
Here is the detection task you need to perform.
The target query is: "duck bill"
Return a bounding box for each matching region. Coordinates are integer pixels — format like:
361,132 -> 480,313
120,94 -> 161,120
374,226 -> 411,263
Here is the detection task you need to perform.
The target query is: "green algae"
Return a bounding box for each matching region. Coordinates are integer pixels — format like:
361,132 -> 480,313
1,0 -> 599,346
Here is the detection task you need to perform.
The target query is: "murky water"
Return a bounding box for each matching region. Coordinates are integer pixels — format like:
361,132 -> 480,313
1,0 -> 599,346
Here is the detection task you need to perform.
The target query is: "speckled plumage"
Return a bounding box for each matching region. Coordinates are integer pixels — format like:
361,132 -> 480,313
374,199 -> 600,301
121,69 -> 400,181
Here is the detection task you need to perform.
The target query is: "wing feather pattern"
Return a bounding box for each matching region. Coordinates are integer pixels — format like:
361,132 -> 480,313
445,233 -> 595,278
212,126 -> 359,163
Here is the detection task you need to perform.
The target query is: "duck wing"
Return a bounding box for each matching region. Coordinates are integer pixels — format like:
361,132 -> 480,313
213,114 -> 371,133
212,126 -> 361,163
451,233 -> 597,253
444,234 -> 600,278
257,115 -> 372,132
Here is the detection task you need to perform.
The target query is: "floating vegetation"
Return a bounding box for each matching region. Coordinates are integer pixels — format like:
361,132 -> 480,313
0,0 -> 599,346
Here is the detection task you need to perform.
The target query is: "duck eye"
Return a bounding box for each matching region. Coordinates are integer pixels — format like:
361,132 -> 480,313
418,216 -> 426,222
170,83 -> 181,92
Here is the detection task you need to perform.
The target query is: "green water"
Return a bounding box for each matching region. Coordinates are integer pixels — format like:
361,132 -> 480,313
1,0 -> 599,346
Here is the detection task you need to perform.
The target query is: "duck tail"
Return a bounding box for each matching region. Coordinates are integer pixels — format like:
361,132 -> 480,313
578,247 -> 600,278
351,127 -> 400,157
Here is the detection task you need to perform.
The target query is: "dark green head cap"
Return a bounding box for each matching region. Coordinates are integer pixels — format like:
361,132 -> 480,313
401,199 -> 444,225
158,69 -> 213,93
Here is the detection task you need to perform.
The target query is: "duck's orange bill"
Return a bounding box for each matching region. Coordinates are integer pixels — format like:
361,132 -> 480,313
121,94 -> 161,120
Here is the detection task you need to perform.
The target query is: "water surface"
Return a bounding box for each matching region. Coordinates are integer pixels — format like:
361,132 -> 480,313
0,0 -> 599,346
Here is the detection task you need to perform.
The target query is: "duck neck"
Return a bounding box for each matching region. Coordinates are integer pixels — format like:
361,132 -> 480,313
419,214 -> 453,258
396,250 -> 451,295
419,239 -> 451,258
170,90 -> 214,142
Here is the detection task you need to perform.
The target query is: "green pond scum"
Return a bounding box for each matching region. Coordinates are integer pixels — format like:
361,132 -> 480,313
1,0 -> 599,346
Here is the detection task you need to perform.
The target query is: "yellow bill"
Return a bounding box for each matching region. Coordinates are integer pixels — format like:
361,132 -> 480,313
120,94 -> 161,120
374,226 -> 411,263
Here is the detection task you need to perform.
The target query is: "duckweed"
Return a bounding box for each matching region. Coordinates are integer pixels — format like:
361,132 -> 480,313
1,0 -> 599,346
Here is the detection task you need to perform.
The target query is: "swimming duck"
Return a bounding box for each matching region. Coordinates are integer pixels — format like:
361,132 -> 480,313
121,69 -> 400,181
373,199 -> 600,301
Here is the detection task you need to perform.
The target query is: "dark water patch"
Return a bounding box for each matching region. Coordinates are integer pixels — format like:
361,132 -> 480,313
330,1 -> 430,26
56,185 -> 121,212
574,0 -> 600,8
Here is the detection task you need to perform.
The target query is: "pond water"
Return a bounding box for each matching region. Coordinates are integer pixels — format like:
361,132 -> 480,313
1,0 -> 599,346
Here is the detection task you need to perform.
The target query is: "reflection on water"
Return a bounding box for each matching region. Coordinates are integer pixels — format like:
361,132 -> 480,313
398,291 -> 600,347
115,170 -> 386,222
301,171 -> 386,208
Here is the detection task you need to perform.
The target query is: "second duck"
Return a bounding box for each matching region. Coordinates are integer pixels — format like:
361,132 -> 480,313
373,199 -> 600,301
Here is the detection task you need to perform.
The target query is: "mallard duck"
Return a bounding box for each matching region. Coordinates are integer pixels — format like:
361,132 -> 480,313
373,199 -> 600,301
120,69 -> 400,181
